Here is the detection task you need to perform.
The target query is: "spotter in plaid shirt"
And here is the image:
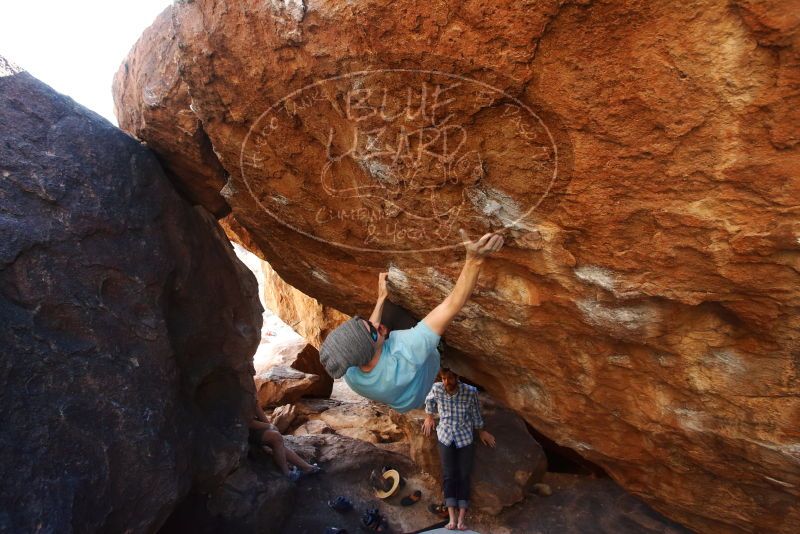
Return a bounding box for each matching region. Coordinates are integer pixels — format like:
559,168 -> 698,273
424,381 -> 484,448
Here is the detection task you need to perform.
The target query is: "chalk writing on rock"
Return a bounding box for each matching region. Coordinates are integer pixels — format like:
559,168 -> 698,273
241,69 -> 560,253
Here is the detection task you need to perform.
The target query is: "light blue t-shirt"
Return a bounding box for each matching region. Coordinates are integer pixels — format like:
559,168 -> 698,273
344,320 -> 441,413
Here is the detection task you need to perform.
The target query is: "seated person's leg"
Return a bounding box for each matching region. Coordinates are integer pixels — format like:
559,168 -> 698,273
283,446 -> 316,473
251,424 -> 318,477
261,429 -> 290,476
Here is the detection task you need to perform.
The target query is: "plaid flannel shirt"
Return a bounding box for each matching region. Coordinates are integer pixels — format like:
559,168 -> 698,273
424,382 -> 484,448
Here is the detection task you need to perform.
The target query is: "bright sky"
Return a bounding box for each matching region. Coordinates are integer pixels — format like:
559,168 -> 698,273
0,0 -> 172,125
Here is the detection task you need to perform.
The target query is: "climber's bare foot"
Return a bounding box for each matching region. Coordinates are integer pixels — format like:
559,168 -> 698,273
457,522 -> 468,531
446,521 -> 456,530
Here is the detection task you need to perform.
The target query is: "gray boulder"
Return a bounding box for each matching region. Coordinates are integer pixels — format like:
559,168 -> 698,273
0,59 -> 262,533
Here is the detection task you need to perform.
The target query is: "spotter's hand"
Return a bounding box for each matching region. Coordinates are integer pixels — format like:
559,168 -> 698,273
422,415 -> 435,437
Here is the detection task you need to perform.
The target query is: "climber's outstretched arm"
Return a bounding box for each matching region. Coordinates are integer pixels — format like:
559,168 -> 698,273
422,230 -> 504,336
369,272 -> 389,325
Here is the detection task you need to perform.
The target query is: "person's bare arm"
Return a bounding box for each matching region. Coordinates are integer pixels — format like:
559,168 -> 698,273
369,272 -> 389,325
249,419 -> 274,430
254,396 -> 270,423
422,230 -> 504,336
422,388 -> 438,436
470,389 -> 496,448
249,388 -> 278,431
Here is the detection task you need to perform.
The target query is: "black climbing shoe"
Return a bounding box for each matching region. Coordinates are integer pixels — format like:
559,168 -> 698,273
328,495 -> 354,513
360,508 -> 389,532
400,490 -> 422,506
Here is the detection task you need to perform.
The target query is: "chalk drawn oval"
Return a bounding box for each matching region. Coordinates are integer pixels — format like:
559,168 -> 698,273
240,69 -> 560,254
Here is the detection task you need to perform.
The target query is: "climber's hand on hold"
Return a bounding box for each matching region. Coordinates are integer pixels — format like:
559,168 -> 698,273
378,272 -> 389,300
369,273 -> 389,326
422,230 -> 503,337
460,229 -> 504,261
479,430 -> 496,448
422,415 -> 435,437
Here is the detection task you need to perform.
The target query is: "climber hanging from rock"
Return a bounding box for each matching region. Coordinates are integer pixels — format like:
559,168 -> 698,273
319,229 -> 504,412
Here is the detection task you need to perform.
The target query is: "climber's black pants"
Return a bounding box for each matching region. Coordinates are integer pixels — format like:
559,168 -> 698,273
438,440 -> 474,509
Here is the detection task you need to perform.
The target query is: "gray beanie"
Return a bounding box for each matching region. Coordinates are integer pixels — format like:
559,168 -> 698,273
319,317 -> 376,379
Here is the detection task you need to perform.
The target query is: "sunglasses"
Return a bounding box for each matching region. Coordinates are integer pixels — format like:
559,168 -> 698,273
355,315 -> 379,342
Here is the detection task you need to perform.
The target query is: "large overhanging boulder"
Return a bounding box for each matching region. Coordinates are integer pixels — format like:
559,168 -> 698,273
1,59 -> 263,531
113,2 -> 800,533
112,5 -> 231,218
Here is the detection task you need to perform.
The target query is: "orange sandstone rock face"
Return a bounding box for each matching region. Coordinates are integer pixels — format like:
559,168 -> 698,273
114,1 -> 800,532
220,213 -> 350,350
112,7 -> 230,217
